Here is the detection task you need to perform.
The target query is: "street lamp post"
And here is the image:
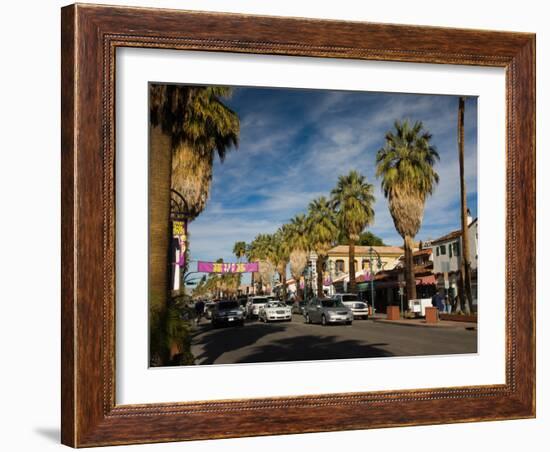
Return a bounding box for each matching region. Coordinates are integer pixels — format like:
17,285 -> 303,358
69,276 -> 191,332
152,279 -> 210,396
368,247 -> 383,314
399,282 -> 405,318
328,260 -> 335,297
303,266 -> 311,301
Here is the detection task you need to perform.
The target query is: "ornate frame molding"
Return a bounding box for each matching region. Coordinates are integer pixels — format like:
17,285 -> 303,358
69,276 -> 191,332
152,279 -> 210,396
61,4 -> 535,447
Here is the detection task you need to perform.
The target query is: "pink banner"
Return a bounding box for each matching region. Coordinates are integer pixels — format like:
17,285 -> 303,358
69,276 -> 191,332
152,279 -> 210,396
197,261 -> 259,273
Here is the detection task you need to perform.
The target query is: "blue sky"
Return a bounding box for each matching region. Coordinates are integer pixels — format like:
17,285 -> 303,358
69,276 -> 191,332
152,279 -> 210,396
187,86 -> 478,271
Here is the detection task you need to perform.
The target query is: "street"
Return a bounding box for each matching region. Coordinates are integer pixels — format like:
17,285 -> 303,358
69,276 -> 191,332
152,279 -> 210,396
190,314 -> 477,365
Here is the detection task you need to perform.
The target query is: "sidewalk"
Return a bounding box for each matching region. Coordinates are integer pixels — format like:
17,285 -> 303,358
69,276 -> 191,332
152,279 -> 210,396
370,313 -> 476,329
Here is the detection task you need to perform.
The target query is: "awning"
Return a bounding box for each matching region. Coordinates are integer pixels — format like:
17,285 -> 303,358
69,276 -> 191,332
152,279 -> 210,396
416,275 -> 436,285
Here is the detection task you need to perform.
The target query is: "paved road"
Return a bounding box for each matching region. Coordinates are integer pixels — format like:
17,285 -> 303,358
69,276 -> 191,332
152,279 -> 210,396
190,314 -> 477,365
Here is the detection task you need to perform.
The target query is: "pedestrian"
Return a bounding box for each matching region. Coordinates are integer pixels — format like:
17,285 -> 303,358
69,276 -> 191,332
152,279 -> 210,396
194,299 -> 205,324
444,295 -> 452,314
431,292 -> 439,308
437,293 -> 445,313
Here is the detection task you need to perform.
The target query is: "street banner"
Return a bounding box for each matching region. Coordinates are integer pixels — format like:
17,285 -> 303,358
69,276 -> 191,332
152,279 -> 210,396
197,261 -> 259,273
171,220 -> 187,291
172,220 -> 187,267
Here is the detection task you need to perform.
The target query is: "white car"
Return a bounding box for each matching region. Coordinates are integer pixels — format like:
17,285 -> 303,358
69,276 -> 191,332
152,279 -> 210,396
259,302 -> 292,322
333,294 -> 369,319
247,296 -> 275,318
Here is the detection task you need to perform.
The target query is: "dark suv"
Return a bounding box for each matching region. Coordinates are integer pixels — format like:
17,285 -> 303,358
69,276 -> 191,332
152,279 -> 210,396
211,300 -> 245,327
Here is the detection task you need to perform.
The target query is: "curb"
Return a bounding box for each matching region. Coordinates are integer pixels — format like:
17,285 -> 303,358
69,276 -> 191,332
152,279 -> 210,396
372,319 -> 476,330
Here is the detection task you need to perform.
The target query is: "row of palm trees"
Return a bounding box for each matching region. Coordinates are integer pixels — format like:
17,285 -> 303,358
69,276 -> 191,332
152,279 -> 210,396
230,119 -> 440,302
233,169 -> 374,299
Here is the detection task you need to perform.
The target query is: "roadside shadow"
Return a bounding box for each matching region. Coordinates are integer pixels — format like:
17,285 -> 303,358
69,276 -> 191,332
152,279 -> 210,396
34,427 -> 59,443
236,334 -> 393,364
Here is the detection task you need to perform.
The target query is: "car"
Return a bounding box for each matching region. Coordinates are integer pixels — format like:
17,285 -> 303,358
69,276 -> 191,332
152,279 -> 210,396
291,300 -> 306,315
246,296 -> 275,318
259,301 -> 292,322
303,297 -> 353,326
211,300 -> 245,327
333,294 -> 369,319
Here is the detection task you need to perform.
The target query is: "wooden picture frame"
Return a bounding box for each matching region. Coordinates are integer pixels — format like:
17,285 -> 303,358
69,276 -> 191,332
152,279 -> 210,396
61,3 -> 535,447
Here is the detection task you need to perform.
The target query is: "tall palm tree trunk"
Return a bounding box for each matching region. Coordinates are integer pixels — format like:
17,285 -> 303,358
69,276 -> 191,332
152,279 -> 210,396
404,235 -> 417,301
458,97 -> 474,315
280,270 -> 287,301
250,271 -> 255,295
348,241 -> 357,294
316,257 -> 324,297
149,125 -> 173,364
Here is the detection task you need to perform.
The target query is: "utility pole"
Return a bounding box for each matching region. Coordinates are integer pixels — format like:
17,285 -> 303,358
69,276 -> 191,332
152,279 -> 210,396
458,97 -> 474,314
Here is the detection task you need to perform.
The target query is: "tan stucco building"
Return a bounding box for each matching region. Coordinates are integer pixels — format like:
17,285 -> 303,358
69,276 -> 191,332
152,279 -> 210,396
326,245 -> 404,277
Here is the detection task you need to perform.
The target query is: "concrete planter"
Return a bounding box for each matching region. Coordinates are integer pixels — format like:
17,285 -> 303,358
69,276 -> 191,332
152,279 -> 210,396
386,305 -> 401,320
425,307 -> 439,323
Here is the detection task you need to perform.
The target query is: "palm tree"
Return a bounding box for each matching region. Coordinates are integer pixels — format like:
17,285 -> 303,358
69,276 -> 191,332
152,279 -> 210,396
233,241 -> 247,262
244,242 -> 257,295
231,241 -> 247,293
148,84 -> 239,365
270,227 -> 292,301
248,234 -> 275,294
150,85 -> 240,219
287,214 -> 310,300
306,196 -> 339,297
331,170 -> 375,294
376,119 -> 439,301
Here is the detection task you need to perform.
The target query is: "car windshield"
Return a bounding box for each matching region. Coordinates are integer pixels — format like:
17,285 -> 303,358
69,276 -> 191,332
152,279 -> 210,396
218,301 -> 239,310
267,302 -> 285,308
321,299 -> 345,308
252,298 -> 268,304
341,295 -> 360,302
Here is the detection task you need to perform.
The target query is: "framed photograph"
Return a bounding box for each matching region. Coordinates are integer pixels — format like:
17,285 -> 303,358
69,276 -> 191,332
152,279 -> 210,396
61,3 -> 535,447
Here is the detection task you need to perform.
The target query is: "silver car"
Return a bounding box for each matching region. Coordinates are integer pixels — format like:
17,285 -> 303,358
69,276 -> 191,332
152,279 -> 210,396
304,297 -> 353,326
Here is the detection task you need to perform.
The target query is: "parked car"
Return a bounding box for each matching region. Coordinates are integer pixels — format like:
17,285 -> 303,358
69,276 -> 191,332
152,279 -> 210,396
247,296 -> 275,318
333,293 -> 369,319
259,301 -> 292,322
304,297 -> 353,325
211,300 -> 245,327
291,300 -> 306,315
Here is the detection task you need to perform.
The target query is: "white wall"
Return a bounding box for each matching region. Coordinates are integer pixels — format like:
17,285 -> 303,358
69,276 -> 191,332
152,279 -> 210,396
0,1 -> 546,451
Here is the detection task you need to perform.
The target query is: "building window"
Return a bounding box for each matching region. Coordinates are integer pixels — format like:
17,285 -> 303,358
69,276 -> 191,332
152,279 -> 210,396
335,259 -> 345,273
449,243 -> 453,258
436,247 -> 439,257
439,245 -> 446,255
362,259 -> 369,270
453,241 -> 460,257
